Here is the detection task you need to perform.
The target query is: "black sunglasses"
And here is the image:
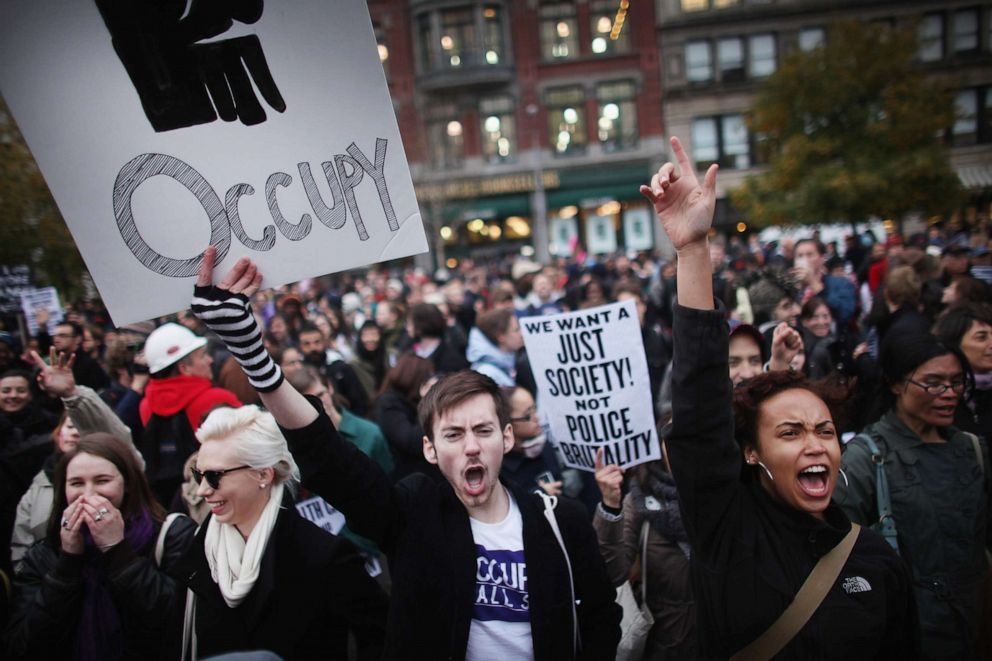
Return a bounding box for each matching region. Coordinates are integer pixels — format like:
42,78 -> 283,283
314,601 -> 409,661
192,465 -> 252,489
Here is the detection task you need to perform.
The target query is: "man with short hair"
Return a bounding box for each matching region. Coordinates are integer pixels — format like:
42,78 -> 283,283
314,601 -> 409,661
467,309 -> 524,386
298,324 -> 370,417
793,238 -> 857,329
139,322 -> 241,504
190,251 -> 621,661
50,321 -> 110,390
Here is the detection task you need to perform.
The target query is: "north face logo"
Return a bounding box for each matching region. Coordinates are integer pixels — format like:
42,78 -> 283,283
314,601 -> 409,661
841,576 -> 872,594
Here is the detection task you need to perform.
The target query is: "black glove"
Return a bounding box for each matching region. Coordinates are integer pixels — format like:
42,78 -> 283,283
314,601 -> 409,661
190,285 -> 283,392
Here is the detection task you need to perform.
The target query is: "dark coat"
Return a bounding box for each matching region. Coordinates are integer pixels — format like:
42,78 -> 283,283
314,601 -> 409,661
372,388 -> 436,481
835,412 -> 991,660
172,503 -> 387,660
668,303 -> 919,660
279,398 -> 621,660
4,515 -> 197,660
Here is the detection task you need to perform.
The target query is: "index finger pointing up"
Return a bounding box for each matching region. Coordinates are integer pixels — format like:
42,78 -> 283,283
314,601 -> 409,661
669,136 -> 696,184
197,245 -> 216,287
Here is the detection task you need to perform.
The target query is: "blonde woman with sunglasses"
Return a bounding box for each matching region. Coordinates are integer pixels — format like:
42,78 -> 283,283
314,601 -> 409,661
170,405 -> 388,660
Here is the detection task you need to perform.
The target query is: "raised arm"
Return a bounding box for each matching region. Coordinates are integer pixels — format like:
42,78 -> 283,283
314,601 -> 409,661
639,136 -> 718,311
642,139 -> 742,555
191,246 -> 316,429
190,248 -> 400,547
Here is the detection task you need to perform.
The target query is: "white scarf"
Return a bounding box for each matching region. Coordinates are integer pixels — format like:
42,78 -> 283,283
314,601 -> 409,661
204,482 -> 284,608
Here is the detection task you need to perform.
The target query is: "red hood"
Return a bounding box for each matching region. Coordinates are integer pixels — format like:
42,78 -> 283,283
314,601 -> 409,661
142,375 -> 214,417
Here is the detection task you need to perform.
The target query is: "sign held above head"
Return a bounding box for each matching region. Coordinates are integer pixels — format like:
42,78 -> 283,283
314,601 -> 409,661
0,0 -> 427,325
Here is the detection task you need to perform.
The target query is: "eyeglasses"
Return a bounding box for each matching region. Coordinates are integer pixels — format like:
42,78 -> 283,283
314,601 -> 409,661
191,465 -> 251,489
510,406 -> 537,423
906,379 -> 966,396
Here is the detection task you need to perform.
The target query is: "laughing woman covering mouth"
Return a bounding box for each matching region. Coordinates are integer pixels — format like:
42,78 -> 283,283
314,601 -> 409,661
834,333 -> 989,660
643,137 -> 918,660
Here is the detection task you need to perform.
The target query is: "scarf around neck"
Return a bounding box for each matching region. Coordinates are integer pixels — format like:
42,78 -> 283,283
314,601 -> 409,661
74,508 -> 156,661
204,482 -> 284,608
629,466 -> 690,559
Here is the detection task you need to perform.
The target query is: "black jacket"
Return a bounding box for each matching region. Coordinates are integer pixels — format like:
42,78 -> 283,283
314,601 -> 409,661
372,388 -> 437,481
172,502 -> 387,660
280,397 -> 621,660
667,303 -> 918,660
4,515 -> 197,660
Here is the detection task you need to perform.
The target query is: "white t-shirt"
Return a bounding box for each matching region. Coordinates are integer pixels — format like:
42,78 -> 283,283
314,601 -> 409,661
466,492 -> 534,661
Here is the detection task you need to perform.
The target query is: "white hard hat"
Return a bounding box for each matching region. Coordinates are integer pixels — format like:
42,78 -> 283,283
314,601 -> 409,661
145,323 -> 208,374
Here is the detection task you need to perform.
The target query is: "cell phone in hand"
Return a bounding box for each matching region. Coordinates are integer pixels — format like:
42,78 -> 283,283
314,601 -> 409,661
536,471 -> 555,485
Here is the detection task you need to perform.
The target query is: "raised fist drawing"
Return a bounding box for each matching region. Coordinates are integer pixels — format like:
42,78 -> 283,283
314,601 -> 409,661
94,0 -> 286,132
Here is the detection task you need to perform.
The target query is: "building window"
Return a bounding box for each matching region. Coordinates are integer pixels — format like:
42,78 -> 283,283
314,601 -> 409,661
480,96 -> 516,163
798,27 -> 824,52
546,86 -> 586,155
597,81 -> 638,151
717,37 -> 744,82
748,34 -> 776,77
418,14 -> 435,72
714,0 -> 739,7
692,114 -> 751,170
439,8 -> 477,68
540,2 -> 579,60
590,1 -> 630,55
483,5 -> 505,64
918,14 -> 944,62
681,0 -> 708,11
952,9 -> 979,54
953,89 -> 978,145
374,24 -> 389,76
427,111 -> 465,169
685,40 -> 713,83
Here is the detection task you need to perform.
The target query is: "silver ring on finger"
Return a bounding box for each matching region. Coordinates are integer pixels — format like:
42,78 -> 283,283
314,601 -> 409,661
98,507 -> 109,515
61,517 -> 69,529
94,513 -> 103,522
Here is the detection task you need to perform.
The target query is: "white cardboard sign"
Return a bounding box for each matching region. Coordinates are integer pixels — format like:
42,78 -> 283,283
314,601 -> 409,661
0,0 -> 427,326
520,300 -> 660,471
20,287 -> 64,336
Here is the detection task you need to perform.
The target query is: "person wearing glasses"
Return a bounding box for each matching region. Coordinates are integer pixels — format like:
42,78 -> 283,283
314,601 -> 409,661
834,332 -> 989,660
170,404 -> 387,660
4,433 -> 196,660
498,386 -> 562,497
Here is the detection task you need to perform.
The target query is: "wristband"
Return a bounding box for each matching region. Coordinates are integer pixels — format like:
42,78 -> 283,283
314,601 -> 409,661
190,285 -> 284,392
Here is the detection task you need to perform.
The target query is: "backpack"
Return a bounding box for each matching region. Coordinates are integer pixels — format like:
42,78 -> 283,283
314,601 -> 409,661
852,430 -> 986,555
138,411 -> 200,486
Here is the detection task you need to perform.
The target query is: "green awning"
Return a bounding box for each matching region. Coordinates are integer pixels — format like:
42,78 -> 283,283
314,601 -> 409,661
546,182 -> 643,208
439,193 -> 532,223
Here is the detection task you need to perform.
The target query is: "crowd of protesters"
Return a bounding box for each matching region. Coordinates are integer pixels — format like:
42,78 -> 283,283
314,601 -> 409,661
0,148 -> 990,659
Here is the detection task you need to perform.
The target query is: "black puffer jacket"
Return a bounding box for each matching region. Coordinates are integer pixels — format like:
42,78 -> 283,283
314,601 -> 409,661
3,515 -> 196,660
668,303 -> 919,660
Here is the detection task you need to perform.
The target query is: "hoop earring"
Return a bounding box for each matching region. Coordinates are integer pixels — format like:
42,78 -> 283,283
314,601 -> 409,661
756,461 -> 775,482
838,468 -> 849,488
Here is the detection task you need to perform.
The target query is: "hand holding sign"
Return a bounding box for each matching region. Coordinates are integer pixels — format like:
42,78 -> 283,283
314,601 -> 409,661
594,448 -> 624,509
639,136 -> 718,252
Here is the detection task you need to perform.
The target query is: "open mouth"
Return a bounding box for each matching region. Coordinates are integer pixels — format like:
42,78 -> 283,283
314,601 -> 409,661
797,464 -> 830,498
932,404 -> 956,418
207,500 -> 228,514
464,466 -> 486,497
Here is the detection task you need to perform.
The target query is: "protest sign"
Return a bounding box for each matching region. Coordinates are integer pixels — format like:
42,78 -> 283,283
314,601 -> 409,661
520,300 -> 660,471
0,266 -> 33,315
20,287 -> 64,336
295,496 -> 346,536
0,0 -> 427,326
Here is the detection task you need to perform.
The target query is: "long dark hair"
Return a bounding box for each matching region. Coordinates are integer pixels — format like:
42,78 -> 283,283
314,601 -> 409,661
377,353 -> 435,406
47,433 -> 165,548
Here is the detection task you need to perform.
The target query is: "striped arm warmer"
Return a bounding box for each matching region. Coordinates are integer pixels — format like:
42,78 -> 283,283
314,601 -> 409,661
190,286 -> 284,392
